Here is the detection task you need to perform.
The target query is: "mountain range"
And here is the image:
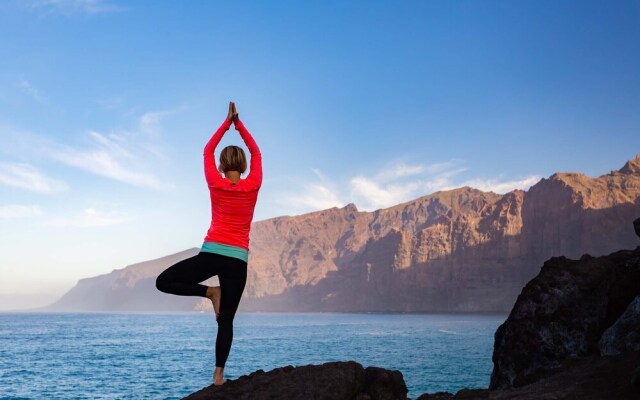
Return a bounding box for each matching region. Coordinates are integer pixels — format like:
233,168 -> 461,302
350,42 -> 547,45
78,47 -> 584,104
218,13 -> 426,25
45,155 -> 640,313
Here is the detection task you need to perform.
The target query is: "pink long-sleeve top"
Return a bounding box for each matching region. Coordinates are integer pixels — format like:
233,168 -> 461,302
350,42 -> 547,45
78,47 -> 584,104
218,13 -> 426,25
203,117 -> 262,251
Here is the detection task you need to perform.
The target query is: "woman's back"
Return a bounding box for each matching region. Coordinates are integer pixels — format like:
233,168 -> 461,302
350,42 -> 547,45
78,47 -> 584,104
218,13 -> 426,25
203,117 -> 263,251
206,177 -> 260,251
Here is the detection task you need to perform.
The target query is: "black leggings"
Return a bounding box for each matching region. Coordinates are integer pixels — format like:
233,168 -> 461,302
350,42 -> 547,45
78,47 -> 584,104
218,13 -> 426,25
155,252 -> 247,368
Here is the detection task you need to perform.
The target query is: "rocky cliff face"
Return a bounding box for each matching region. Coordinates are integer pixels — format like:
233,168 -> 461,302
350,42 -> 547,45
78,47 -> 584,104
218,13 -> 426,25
46,155 -> 640,313
240,155 -> 640,312
46,248 -> 200,312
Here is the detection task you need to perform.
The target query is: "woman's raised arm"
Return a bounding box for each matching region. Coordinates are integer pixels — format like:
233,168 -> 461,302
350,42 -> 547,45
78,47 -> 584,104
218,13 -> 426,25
204,117 -> 232,186
234,116 -> 262,188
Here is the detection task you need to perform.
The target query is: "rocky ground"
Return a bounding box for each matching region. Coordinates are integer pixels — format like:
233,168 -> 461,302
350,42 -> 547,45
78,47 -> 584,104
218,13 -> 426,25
182,361 -> 409,400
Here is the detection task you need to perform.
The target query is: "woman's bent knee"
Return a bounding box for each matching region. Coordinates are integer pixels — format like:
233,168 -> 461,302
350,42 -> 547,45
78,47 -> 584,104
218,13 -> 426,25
155,274 -> 168,293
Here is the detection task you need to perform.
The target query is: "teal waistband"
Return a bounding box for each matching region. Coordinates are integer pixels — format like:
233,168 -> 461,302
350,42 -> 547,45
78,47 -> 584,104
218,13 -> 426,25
201,241 -> 248,263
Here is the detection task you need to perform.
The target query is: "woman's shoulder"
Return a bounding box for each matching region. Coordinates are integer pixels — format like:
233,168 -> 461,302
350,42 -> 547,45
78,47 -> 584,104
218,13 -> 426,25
210,178 -> 259,192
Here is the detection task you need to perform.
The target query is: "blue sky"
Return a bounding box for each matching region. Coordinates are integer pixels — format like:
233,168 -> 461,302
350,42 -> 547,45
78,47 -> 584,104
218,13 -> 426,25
1,0 -> 639,309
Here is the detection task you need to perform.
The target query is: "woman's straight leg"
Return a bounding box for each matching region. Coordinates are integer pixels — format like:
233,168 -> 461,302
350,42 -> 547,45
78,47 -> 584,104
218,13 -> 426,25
215,257 -> 248,368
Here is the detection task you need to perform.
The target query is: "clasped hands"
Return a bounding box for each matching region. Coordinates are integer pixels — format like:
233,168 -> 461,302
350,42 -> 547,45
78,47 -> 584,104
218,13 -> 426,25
227,101 -> 239,124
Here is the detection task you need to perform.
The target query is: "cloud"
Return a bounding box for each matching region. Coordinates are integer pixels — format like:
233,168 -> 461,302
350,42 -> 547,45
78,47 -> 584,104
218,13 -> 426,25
48,208 -> 127,227
372,160 -> 462,183
374,163 -> 425,183
282,169 -> 344,212
294,183 -> 344,210
0,162 -> 67,193
279,160 -> 542,215
0,205 -> 42,219
18,80 -> 46,103
456,175 -> 542,194
29,0 -> 125,16
350,176 -> 419,210
53,138 -> 166,189
139,110 -> 181,137
135,107 -> 188,158
87,131 -> 133,158
349,161 -> 469,211
0,125 -> 53,157
0,107 -> 182,190
46,108 -> 183,189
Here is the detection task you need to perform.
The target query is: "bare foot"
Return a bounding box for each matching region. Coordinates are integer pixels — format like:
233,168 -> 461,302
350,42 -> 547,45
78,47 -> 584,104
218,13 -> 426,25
213,368 -> 226,386
206,286 -> 221,321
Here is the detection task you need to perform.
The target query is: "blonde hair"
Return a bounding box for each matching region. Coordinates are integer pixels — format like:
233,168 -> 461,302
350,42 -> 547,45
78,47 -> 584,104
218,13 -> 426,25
218,145 -> 247,174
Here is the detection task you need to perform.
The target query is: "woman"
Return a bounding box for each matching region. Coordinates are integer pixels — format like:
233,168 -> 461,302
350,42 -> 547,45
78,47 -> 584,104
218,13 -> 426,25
156,101 -> 262,386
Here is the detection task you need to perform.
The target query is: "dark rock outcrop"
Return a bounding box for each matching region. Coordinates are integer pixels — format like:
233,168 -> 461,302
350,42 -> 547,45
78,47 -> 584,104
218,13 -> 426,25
599,296 -> 640,355
489,247 -> 640,389
182,361 -> 408,400
634,216 -> 640,239
416,351 -> 640,400
416,218 -> 640,398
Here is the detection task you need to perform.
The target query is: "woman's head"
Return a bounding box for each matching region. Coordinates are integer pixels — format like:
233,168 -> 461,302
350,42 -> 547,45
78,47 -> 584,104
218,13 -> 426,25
218,145 -> 247,174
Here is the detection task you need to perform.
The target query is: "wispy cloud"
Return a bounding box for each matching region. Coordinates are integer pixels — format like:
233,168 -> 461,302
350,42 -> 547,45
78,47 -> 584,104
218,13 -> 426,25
48,207 -> 127,227
29,0 -> 125,16
350,176 -> 421,210
135,107 -> 188,159
52,134 -> 166,189
18,80 -> 47,103
0,204 -> 42,219
0,107 -> 181,190
138,108 -> 186,137
373,160 -> 461,183
0,162 -> 67,193
349,162 -> 469,210
455,175 -> 542,194
280,160 -> 541,214
286,169 -> 344,211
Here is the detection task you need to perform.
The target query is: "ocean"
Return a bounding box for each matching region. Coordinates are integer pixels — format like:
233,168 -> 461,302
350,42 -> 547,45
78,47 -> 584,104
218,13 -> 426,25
0,312 -> 505,399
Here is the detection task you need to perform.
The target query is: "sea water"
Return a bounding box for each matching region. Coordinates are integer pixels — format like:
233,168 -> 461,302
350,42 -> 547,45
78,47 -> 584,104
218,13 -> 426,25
0,312 -> 505,399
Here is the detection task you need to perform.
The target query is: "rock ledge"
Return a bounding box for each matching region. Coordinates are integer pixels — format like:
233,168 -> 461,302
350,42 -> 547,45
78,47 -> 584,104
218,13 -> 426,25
182,361 -> 408,400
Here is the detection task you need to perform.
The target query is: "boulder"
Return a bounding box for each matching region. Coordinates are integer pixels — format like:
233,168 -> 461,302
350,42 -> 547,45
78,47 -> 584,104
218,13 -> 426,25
600,296 -> 640,355
182,361 -> 408,400
489,248 -> 640,389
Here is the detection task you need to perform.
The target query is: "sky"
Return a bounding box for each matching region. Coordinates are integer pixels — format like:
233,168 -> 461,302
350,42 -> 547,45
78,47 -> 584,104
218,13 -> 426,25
0,0 -> 639,310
